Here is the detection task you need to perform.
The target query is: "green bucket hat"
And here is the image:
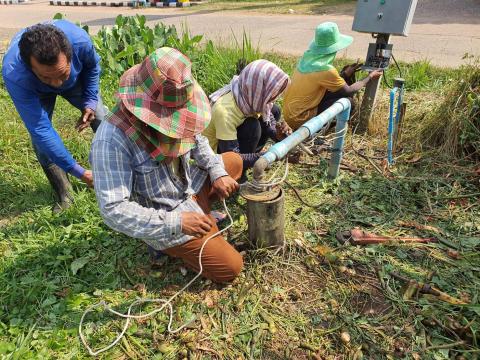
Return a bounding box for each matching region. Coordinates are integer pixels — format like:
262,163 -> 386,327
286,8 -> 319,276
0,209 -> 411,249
308,22 -> 353,55
297,22 -> 353,74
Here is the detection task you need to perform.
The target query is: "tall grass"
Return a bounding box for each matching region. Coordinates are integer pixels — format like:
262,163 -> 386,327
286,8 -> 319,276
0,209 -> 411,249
417,60 -> 480,159
191,31 -> 262,95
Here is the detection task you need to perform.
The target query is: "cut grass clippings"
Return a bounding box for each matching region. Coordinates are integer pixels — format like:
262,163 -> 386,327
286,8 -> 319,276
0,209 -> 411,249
0,37 -> 479,359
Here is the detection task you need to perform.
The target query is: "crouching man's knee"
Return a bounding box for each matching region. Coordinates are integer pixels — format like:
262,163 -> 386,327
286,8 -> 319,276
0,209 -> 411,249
207,251 -> 244,283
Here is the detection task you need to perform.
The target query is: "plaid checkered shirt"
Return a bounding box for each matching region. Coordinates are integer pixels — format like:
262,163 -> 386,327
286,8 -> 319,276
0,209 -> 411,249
89,121 -> 228,250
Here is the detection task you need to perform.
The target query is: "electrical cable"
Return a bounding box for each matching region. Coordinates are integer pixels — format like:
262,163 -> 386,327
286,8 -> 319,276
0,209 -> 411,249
391,53 -> 403,78
350,53 -> 406,169
79,199 -> 234,356
308,125 -> 348,146
382,69 -> 393,89
284,180 -> 322,209
243,159 -> 324,209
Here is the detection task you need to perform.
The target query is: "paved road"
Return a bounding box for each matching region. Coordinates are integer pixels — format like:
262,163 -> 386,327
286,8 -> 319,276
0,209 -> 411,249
1,0 -> 479,67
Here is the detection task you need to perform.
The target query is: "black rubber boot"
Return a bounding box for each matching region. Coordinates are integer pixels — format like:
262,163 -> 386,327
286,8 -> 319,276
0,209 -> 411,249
41,164 -> 74,213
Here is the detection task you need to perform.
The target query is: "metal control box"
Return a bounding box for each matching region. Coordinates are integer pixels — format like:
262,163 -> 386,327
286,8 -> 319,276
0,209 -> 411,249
363,43 -> 393,70
352,0 -> 418,36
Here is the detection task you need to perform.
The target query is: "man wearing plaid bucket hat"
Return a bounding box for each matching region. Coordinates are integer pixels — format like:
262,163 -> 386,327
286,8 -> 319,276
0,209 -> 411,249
283,22 -> 383,130
90,47 -> 243,282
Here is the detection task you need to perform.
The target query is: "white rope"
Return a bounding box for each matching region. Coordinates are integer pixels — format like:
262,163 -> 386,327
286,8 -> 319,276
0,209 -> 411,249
247,125 -> 346,193
247,158 -> 289,192
79,199 -> 234,356
305,125 -> 348,149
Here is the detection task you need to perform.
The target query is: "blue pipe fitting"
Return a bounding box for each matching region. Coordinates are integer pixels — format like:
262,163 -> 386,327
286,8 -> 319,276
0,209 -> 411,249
327,101 -> 351,179
253,98 -> 351,181
387,78 -> 405,166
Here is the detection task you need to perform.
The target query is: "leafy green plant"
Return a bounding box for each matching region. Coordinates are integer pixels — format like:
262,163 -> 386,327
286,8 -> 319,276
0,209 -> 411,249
92,15 -> 202,77
191,40 -> 240,95
52,12 -> 89,34
169,22 -> 203,57
403,60 -> 433,90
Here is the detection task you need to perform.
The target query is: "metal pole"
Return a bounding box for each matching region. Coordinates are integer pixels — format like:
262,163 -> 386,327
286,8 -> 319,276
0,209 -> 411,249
357,33 -> 391,134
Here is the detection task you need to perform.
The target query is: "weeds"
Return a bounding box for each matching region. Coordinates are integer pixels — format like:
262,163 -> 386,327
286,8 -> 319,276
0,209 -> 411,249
417,59 -> 480,159
191,36 -> 261,95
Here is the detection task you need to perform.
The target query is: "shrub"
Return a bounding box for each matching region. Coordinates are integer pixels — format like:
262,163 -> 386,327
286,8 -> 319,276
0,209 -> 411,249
92,15 -> 202,77
419,59 -> 480,159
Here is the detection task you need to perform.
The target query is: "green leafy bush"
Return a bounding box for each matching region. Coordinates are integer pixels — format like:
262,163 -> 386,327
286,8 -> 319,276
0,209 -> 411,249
93,16 -> 262,95
92,15 -> 202,77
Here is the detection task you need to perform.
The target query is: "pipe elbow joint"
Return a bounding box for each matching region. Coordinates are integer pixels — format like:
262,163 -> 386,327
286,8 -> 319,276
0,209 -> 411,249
253,157 -> 270,182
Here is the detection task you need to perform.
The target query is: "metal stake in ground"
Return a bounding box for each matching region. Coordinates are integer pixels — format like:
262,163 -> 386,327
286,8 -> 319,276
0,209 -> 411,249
357,33 -> 390,134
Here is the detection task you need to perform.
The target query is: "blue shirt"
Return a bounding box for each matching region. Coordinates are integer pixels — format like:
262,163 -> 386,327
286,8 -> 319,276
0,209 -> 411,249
2,20 -> 101,178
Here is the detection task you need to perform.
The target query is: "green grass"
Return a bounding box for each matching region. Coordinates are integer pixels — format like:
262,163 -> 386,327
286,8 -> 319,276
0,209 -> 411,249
1,44 -> 479,359
417,59 -> 480,159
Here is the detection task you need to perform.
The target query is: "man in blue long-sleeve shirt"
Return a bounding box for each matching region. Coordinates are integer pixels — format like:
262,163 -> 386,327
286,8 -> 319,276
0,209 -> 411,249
2,20 -> 104,212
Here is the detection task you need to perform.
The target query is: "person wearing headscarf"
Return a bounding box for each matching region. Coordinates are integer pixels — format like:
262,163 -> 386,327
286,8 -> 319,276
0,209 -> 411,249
90,48 -> 243,283
203,60 -> 291,172
283,22 -> 383,130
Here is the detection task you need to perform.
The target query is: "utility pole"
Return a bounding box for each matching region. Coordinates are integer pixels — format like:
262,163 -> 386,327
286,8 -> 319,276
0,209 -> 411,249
356,33 -> 390,134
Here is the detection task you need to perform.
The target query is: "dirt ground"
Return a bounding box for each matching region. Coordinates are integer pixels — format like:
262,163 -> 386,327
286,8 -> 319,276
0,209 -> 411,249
0,0 -> 479,67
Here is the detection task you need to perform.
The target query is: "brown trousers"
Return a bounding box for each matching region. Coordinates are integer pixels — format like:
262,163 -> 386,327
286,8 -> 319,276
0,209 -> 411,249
163,152 -> 244,283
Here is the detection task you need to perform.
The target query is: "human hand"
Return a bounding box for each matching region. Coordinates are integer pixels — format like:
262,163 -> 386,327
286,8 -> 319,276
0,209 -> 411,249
369,70 -> 384,80
212,175 -> 239,199
181,212 -> 214,237
343,62 -> 362,78
81,169 -> 94,188
275,121 -> 292,141
76,108 -> 95,133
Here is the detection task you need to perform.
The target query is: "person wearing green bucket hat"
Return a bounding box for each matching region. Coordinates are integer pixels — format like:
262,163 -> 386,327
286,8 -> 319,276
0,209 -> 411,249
283,22 -> 383,130
90,47 -> 244,283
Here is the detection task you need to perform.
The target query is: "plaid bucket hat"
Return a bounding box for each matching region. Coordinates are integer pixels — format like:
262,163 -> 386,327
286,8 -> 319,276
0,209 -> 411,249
107,47 -> 211,161
117,47 -> 211,140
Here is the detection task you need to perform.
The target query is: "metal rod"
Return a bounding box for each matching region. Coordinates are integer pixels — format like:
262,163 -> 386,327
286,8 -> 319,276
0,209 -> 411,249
357,33 -> 391,134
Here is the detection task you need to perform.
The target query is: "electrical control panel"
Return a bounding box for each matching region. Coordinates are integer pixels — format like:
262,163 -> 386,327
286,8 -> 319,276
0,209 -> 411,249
362,42 -> 393,71
352,0 -> 418,36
